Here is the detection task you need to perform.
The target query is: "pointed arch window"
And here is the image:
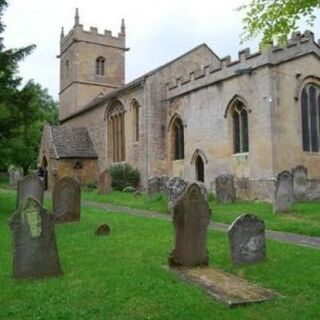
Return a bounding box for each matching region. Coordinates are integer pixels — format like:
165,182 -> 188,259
232,100 -> 249,153
132,100 -> 140,142
96,56 -> 105,76
301,83 -> 320,152
172,117 -> 184,160
107,101 -> 125,162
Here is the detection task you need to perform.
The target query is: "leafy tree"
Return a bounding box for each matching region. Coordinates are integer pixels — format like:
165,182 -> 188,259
0,0 -> 58,173
240,0 -> 320,46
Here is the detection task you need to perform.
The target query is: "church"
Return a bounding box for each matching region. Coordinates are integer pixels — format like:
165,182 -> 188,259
39,9 -> 320,200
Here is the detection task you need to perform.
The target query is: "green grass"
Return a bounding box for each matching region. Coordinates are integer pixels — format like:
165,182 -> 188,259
0,189 -> 320,319
82,190 -> 320,237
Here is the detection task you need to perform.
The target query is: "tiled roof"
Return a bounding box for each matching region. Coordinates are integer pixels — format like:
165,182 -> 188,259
50,126 -> 97,158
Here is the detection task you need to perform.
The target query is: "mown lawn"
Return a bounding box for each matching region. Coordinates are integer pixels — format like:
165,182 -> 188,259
1,189 -> 320,319
82,190 -> 320,237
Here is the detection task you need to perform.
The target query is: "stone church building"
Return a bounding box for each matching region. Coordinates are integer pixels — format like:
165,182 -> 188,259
39,10 -> 320,200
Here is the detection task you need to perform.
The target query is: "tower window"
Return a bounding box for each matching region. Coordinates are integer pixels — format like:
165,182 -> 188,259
301,83 -> 320,152
96,56 -> 105,76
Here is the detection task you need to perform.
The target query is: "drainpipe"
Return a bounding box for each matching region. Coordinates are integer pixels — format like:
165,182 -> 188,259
142,78 -> 149,187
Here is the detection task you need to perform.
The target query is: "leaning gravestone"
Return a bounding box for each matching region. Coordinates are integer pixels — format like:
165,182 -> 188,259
228,214 -> 266,265
273,170 -> 293,213
291,165 -> 308,201
169,183 -> 212,267
165,176 -> 188,209
9,196 -> 63,280
52,176 -> 80,223
215,174 -> 236,204
98,169 -> 112,194
9,167 -> 23,186
16,175 -> 44,209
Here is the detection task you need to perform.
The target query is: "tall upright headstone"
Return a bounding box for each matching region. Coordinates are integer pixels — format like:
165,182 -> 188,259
9,196 -> 63,280
16,175 -> 44,209
98,169 -> 112,194
215,174 -> 236,204
53,176 -> 81,223
291,165 -> 308,201
228,214 -> 266,265
169,183 -> 212,267
165,176 -> 188,209
273,170 -> 293,213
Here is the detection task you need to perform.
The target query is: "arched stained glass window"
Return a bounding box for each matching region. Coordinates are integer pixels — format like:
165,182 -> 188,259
232,101 -> 249,153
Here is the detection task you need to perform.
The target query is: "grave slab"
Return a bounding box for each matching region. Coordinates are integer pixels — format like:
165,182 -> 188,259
169,266 -> 277,308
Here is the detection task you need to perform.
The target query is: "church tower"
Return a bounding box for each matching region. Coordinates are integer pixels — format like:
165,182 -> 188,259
58,9 -> 127,120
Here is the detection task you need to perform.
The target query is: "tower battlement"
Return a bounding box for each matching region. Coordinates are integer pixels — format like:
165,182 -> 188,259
60,9 -> 126,55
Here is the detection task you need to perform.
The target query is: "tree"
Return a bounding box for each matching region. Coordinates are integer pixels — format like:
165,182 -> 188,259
240,0 -> 320,46
0,0 -> 58,173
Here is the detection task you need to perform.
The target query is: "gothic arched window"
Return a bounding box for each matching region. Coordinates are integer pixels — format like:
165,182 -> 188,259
132,100 -> 140,142
107,101 -> 125,162
172,117 -> 184,160
96,56 -> 105,76
301,83 -> 320,152
232,100 -> 249,153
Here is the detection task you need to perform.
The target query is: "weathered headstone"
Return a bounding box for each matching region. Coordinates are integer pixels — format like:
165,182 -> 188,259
52,176 -> 80,223
8,167 -> 23,186
9,196 -> 63,280
169,183 -> 212,267
95,224 -> 111,236
215,174 -> 236,204
292,165 -> 308,201
98,169 -> 112,194
147,176 -> 161,197
228,214 -> 266,265
16,175 -> 44,209
165,176 -> 188,209
273,170 -> 293,213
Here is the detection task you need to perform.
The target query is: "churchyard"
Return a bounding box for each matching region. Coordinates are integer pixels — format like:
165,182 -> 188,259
0,174 -> 320,319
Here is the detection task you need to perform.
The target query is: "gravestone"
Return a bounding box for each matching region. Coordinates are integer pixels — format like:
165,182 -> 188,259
95,224 -> 111,236
273,170 -> 293,213
291,165 -> 308,201
165,176 -> 188,209
147,176 -> 161,197
16,175 -> 44,209
228,214 -> 266,265
98,169 -> 112,194
215,174 -> 236,204
9,196 -> 62,280
169,183 -> 212,267
8,167 -> 23,186
52,176 -> 80,223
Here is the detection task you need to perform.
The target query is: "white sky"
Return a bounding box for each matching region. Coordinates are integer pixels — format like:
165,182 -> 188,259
3,0 -> 320,100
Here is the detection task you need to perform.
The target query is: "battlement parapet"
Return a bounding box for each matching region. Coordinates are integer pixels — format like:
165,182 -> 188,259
166,30 -> 320,99
60,23 -> 126,54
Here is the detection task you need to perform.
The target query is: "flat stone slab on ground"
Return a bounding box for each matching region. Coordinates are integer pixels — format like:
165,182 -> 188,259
169,266 -> 276,308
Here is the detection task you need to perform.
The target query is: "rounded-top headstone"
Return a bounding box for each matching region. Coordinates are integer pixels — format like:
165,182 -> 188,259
16,175 -> 44,209
291,165 -> 308,201
228,214 -> 266,265
215,174 -> 236,204
53,176 -> 81,223
95,224 -> 111,236
273,170 -> 293,213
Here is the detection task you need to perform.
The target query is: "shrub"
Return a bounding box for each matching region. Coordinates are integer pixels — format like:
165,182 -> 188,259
109,163 -> 140,191
82,182 -> 98,192
123,186 -> 136,193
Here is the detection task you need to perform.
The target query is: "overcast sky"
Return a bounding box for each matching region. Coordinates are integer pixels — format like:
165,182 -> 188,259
3,0 -> 320,100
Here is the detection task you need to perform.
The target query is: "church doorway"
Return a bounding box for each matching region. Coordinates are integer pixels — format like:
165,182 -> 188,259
195,156 -> 204,182
42,156 -> 48,190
